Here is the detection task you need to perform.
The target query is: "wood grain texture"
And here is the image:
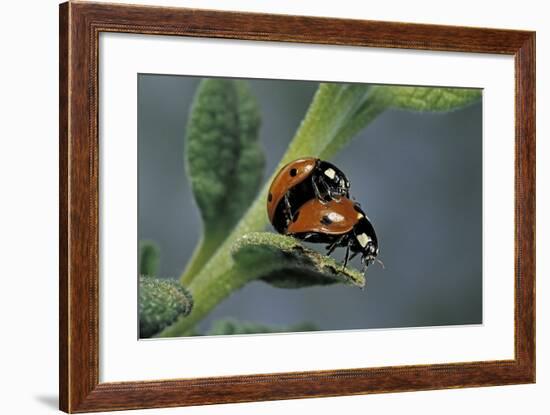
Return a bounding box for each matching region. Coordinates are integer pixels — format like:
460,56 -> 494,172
59,2 -> 69,411
59,1 -> 536,412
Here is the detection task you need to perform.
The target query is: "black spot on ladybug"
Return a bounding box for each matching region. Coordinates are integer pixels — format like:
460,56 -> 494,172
320,215 -> 333,225
292,211 -> 300,222
289,168 -> 297,177
268,193 -> 273,202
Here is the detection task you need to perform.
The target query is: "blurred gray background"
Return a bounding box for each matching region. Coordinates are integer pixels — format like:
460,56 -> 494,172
138,74 -> 482,334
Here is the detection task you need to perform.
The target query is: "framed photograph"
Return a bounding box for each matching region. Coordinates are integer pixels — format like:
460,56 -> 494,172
59,1 -> 535,412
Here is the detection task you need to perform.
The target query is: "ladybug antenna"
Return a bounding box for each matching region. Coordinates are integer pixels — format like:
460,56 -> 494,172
375,258 -> 385,270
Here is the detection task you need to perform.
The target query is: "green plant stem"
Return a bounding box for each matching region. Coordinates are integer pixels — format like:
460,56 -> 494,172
320,102 -> 387,160
180,229 -> 228,286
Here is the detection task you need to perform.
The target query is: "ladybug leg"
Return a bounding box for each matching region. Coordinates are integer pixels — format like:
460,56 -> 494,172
283,194 -> 294,221
342,243 -> 351,270
326,234 -> 345,256
312,177 -> 329,204
326,241 -> 338,256
321,176 -> 341,202
317,175 -> 343,202
342,236 -> 359,270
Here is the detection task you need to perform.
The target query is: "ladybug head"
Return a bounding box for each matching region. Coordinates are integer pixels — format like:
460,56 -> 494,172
353,215 -> 379,270
356,233 -> 378,264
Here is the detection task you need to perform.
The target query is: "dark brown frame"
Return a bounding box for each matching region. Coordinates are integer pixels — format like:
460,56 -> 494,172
59,1 -> 535,412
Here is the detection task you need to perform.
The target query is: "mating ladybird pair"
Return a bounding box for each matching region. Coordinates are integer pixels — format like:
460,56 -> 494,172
267,157 -> 379,271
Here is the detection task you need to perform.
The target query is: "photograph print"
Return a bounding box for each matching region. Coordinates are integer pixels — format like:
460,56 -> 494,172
138,74 -> 482,339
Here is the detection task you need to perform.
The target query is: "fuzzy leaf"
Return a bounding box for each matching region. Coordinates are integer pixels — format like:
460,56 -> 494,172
139,276 -> 193,338
231,232 -> 365,289
206,318 -> 318,336
185,78 -> 264,234
321,85 -> 481,159
371,85 -> 481,112
182,79 -> 264,284
139,240 -> 160,277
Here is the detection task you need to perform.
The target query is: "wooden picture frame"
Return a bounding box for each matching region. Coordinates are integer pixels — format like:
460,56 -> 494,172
59,1 -> 535,412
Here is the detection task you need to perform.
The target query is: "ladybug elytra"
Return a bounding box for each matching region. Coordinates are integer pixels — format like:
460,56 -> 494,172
267,157 -> 351,233
287,197 -> 379,270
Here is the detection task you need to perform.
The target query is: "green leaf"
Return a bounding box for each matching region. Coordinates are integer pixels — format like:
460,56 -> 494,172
321,85 -> 481,159
182,79 -> 265,284
139,240 -> 160,277
371,85 -> 481,112
206,318 -> 318,336
232,232 -> 365,289
139,276 -> 194,338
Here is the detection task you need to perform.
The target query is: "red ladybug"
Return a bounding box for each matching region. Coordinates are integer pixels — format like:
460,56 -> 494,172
267,158 -> 350,233
286,197 -> 379,271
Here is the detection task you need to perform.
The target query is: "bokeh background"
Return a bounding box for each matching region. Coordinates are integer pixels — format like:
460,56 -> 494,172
138,74 -> 482,334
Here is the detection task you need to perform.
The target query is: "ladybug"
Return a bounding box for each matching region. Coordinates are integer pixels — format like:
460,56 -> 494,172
267,158 -> 350,233
286,196 -> 379,271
